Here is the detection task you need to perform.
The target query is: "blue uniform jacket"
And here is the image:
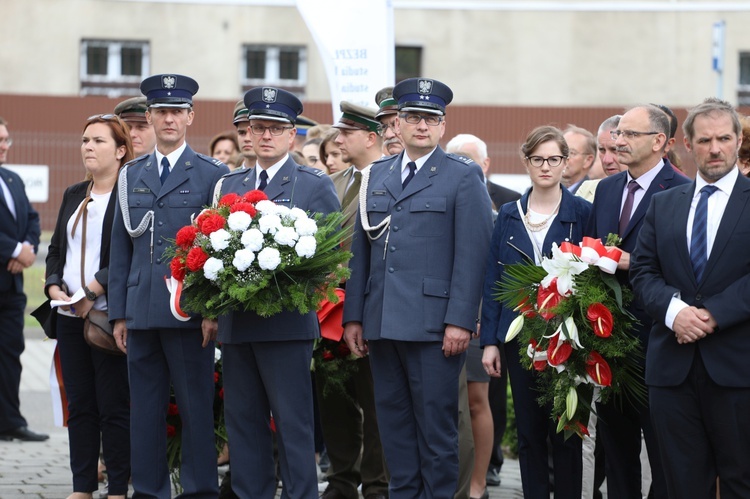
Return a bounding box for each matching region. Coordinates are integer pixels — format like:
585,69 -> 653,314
217,157 -> 340,343
480,187 -> 592,347
108,145 -> 229,329
342,147 -> 493,341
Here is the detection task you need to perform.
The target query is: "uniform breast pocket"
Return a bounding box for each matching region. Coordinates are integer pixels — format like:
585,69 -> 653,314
128,194 -> 154,221
409,197 -> 447,236
366,199 -> 392,226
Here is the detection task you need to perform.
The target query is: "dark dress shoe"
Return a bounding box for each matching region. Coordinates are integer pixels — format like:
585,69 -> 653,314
0,426 -> 49,441
320,486 -> 347,499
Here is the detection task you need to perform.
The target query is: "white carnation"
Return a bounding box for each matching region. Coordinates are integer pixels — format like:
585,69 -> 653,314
294,217 -> 318,237
259,214 -> 282,235
203,257 -> 224,281
289,207 -> 308,221
214,347 -> 222,363
227,211 -> 252,232
295,235 -> 317,258
241,228 -> 264,252
258,247 -> 282,271
232,248 -> 255,271
256,200 -> 277,215
275,205 -> 292,219
274,226 -> 299,247
209,229 -> 231,251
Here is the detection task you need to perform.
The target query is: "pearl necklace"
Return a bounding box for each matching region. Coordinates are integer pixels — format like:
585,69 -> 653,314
522,193 -> 562,232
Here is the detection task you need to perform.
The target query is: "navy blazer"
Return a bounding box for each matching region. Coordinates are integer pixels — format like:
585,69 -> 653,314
342,147 -> 493,341
586,162 -> 690,346
217,157 -> 340,343
0,167 -> 40,293
109,145 -> 229,329
45,180 -> 116,298
631,174 -> 750,387
480,187 -> 592,347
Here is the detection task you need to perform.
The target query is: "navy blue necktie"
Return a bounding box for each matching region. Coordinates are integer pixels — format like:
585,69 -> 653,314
258,170 -> 268,191
690,185 -> 719,283
160,157 -> 170,185
402,162 -> 417,188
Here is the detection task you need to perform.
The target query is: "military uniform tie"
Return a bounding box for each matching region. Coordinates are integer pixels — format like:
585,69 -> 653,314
258,170 -> 268,191
160,157 -> 170,185
342,170 -> 362,208
402,161 -> 417,189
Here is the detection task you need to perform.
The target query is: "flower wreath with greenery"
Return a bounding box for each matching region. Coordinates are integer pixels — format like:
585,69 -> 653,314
165,190 -> 352,319
495,236 -> 645,439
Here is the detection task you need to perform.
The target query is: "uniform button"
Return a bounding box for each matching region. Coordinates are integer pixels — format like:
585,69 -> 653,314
183,200 -> 188,205
425,203 -> 430,208
158,221 -> 163,226
371,202 -> 377,209
695,294 -> 702,301
396,206 -> 402,212
390,246 -> 396,252
443,290 -> 448,295
393,226 -> 399,231
136,201 -> 141,206
388,267 -> 394,273
158,202 -> 164,208
156,259 -> 161,264
157,240 -> 162,246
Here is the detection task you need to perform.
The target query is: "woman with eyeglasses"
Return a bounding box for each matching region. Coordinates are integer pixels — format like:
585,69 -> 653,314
45,114 -> 133,499
480,125 -> 592,498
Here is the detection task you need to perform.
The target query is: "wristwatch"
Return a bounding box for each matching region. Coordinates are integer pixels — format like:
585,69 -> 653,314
83,286 -> 97,302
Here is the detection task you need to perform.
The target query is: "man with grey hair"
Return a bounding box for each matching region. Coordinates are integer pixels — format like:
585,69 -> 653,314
446,133 -> 520,210
576,116 -> 626,202
587,105 -> 690,499
631,97 -> 750,497
562,126 -> 597,194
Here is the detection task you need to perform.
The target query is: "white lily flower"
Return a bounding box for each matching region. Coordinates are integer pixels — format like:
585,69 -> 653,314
504,315 -> 524,342
540,243 -> 589,296
566,386 -> 578,420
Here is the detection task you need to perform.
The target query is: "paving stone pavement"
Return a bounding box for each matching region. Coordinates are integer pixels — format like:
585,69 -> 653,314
0,334 -> 531,498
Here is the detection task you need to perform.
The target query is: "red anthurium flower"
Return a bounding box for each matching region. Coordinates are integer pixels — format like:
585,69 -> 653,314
167,403 -> 179,416
166,424 -> 177,437
587,303 -> 614,338
322,350 -> 335,361
186,247 -> 209,272
586,351 -> 613,387
537,279 -> 564,321
529,339 -> 548,371
269,417 -> 276,433
170,257 -> 186,281
214,372 -> 220,383
563,420 -> 590,437
243,190 -> 268,204
230,202 -> 258,217
175,225 -> 198,249
218,192 -> 240,207
515,296 -> 537,318
546,333 -> 572,366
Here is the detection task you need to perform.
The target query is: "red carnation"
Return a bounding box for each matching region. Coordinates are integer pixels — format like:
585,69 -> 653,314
243,190 -> 268,204
587,303 -> 614,338
546,333 -> 572,366
230,202 -> 258,217
167,403 -> 179,416
170,257 -> 186,281
166,424 -> 177,437
186,247 -> 209,272
199,213 -> 226,235
175,225 -> 198,249
218,192 -> 240,207
269,417 -> 276,433
322,350 -> 335,361
214,372 -> 220,383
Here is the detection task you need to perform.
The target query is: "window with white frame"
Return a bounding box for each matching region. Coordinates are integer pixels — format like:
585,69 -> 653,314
241,45 -> 307,95
80,39 -> 150,97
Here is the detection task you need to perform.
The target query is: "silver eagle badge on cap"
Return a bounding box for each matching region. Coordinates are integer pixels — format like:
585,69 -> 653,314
162,75 -> 176,89
262,88 -> 277,103
418,79 -> 433,95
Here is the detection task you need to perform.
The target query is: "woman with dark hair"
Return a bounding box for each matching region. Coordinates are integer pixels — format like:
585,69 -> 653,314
45,114 -> 133,499
480,125 -> 592,499
209,131 -> 240,170
320,129 -> 346,175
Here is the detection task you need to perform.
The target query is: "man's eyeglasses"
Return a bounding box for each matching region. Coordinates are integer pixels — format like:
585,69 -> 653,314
250,124 -> 294,136
525,155 -> 566,168
399,113 -> 443,126
0,138 -> 13,146
377,123 -> 394,136
610,130 -> 659,140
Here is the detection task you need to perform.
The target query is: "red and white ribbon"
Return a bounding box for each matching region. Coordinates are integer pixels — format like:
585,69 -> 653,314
165,276 -> 191,321
562,237 -> 622,275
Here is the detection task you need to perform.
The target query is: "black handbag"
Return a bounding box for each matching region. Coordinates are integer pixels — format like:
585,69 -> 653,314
30,299 -> 57,339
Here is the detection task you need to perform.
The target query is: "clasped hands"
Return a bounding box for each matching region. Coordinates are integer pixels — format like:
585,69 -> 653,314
7,242 -> 35,274
673,306 -> 717,344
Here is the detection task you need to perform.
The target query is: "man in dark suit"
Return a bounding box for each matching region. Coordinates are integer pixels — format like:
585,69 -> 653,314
587,105 -> 690,499
109,74 -> 229,498
0,117 -> 46,442
215,87 -> 339,499
343,78 -> 493,499
631,97 -> 750,498
318,101 -> 388,499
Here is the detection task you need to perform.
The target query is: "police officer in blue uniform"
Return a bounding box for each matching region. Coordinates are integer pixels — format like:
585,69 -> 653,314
109,73 -> 229,499
214,87 -> 339,499
342,78 -> 493,499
